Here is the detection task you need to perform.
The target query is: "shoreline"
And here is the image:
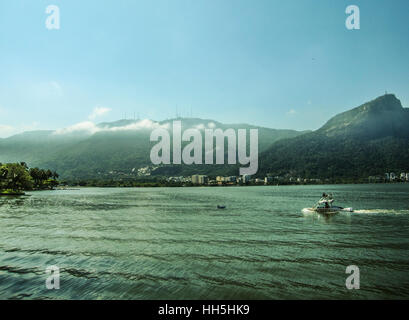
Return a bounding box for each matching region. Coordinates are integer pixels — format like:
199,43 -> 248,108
4,182 -> 408,194
27,182 -> 409,190
0,192 -> 26,196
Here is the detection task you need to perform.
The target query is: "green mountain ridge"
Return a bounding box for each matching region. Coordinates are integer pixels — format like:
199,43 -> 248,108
258,94 -> 409,180
0,118 -> 306,179
2,94 -> 408,181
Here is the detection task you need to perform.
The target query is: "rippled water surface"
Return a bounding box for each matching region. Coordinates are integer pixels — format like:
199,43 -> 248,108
1,184 -> 409,299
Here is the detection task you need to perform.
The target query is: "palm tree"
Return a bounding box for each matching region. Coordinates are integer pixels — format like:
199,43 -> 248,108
52,171 -> 59,180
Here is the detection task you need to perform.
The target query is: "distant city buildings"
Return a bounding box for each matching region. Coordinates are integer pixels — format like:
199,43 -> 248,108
90,165 -> 409,186
167,176 -> 191,183
192,175 -> 208,185
104,167 -> 409,186
191,173 -> 328,186
215,176 -> 236,185
385,172 -> 408,182
136,165 -> 158,176
370,172 -> 409,183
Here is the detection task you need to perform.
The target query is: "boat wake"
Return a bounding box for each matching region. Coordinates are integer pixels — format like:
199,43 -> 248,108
353,209 -> 409,215
302,208 -> 409,215
302,208 -> 315,214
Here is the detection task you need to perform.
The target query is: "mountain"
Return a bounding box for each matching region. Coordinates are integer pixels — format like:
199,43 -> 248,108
3,94 -> 406,181
317,94 -> 409,138
0,118 -> 307,179
258,94 -> 409,180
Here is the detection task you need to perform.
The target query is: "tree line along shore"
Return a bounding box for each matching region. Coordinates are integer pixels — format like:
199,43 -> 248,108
0,162 -> 59,195
1,162 -> 408,194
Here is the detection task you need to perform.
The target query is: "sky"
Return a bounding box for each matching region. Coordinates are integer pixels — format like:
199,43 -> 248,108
0,0 -> 408,137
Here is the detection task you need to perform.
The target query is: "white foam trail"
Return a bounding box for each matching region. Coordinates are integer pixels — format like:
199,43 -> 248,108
302,208 -> 409,215
302,208 -> 315,214
353,209 -> 409,215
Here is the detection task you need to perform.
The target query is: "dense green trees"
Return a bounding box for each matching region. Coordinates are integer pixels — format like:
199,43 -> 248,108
0,162 -> 33,193
0,162 -> 59,194
28,167 -> 58,189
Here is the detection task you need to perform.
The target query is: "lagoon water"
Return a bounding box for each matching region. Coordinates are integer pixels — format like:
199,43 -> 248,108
1,184 -> 409,299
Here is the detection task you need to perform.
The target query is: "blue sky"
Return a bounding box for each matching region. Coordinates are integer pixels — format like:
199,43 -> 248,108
0,0 -> 408,137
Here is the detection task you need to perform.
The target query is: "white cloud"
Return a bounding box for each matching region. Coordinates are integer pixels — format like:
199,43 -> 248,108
53,119 -> 169,135
54,121 -> 100,135
286,109 -> 297,115
89,106 -> 111,120
108,119 -> 169,132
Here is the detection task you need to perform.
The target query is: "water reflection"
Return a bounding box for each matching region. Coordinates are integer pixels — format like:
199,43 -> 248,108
0,195 -> 29,207
0,185 -> 409,299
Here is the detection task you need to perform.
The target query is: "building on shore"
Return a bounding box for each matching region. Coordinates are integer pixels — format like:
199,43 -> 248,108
192,175 -> 208,185
264,177 -> 273,185
390,172 -> 396,181
384,172 -> 409,182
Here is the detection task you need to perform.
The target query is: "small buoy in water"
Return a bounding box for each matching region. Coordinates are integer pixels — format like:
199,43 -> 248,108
217,205 -> 226,209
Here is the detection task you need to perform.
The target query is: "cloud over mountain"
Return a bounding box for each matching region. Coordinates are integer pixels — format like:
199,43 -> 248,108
53,119 -> 169,135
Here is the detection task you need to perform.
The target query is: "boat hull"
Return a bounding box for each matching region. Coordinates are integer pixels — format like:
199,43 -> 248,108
314,208 -> 341,215
306,207 -> 353,215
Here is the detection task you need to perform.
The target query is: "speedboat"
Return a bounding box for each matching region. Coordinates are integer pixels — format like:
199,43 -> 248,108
306,193 -> 353,215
